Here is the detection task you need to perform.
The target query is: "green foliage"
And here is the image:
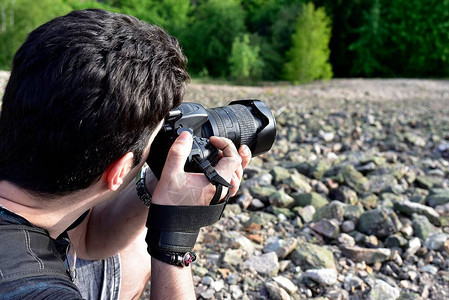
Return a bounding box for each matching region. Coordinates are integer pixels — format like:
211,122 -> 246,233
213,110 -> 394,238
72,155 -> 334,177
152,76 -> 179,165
0,0 -> 72,70
109,0 -> 191,38
348,0 -> 388,76
185,0 -> 246,77
284,2 -> 332,83
382,0 -> 449,77
228,34 -> 264,83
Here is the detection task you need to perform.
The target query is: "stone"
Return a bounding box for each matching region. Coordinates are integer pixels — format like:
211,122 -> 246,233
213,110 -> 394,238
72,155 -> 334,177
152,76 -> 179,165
384,234 -> 408,248
200,288 -> 215,299
243,252 -> 279,276
341,220 -> 356,232
265,282 -> 291,300
368,279 -> 400,300
211,279 -> 225,292
286,171 -> 312,192
424,233 -> 449,250
263,237 -> 298,259
343,274 -> 365,291
343,204 -> 365,220
270,166 -> 291,183
393,200 -> 440,226
338,164 -> 370,193
340,246 -> 393,264
310,219 -> 340,239
330,186 -> 358,205
312,160 -> 331,180
415,175 -> 443,190
272,207 -> 296,219
292,192 -> 329,210
269,189 -> 295,208
294,205 -> 316,223
338,233 -> 356,247
249,198 -> 265,210
230,285 -> 243,299
358,208 -> 402,238
419,264 -> 438,275
235,235 -> 255,257
412,214 -> 437,240
426,191 -> 449,207
272,276 -> 299,294
313,200 -> 346,222
305,268 -> 338,285
368,174 -> 399,194
222,249 -> 244,267
404,237 -> 421,257
290,242 -> 336,270
249,185 -> 277,201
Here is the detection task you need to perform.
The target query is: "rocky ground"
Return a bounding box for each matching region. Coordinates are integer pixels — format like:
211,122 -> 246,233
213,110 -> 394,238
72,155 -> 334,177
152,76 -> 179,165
1,72 -> 449,299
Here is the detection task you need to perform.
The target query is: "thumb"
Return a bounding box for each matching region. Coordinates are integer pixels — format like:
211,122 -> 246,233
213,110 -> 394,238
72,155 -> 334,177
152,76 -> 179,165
160,131 -> 193,176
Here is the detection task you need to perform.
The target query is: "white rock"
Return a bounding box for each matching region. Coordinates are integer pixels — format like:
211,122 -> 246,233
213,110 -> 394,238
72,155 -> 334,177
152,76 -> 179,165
305,268 -> 338,285
273,276 -> 299,294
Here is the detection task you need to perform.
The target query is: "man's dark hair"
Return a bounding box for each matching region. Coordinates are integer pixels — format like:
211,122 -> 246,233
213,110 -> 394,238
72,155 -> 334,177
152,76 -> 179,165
0,9 -> 189,197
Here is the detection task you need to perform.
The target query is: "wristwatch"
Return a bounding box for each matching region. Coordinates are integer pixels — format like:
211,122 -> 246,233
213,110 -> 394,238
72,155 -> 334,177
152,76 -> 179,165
136,163 -> 152,206
150,250 -> 197,267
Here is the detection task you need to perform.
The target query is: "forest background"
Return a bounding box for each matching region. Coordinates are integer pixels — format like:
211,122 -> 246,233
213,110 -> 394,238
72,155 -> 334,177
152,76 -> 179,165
0,0 -> 448,84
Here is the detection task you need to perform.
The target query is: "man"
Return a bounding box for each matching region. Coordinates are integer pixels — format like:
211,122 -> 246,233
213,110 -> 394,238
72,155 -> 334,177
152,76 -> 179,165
0,9 -> 251,299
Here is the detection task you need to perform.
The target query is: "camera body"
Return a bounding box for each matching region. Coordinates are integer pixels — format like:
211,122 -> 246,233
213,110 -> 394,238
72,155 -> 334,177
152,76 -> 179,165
147,99 -> 276,178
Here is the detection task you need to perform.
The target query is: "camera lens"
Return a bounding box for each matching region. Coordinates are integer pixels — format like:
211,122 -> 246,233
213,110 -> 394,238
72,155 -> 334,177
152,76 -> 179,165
201,100 -> 276,156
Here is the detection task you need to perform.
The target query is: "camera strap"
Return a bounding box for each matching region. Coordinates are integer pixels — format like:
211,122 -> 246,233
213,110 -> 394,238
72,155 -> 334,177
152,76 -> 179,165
192,155 -> 232,205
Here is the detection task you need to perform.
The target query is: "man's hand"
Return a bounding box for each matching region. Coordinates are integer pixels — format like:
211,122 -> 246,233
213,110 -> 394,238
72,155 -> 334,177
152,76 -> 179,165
151,131 -> 251,206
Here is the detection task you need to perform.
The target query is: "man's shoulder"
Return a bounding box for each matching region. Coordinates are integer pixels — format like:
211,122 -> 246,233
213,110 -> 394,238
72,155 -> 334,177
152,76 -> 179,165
0,275 -> 83,299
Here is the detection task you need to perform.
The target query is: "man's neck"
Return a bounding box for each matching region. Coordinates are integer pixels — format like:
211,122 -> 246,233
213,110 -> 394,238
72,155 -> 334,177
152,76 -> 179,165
0,181 -> 107,238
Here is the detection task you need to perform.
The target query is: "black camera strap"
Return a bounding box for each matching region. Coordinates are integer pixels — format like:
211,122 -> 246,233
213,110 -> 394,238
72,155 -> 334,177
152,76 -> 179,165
192,155 -> 232,205
146,155 -> 232,267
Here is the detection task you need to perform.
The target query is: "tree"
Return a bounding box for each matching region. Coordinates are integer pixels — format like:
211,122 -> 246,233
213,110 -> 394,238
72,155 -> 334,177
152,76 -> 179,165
0,0 -> 71,70
284,2 -> 332,83
185,0 -> 246,77
228,34 -> 263,83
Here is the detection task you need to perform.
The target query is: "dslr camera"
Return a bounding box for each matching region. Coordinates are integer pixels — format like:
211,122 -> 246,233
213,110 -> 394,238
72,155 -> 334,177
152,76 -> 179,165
147,99 -> 276,179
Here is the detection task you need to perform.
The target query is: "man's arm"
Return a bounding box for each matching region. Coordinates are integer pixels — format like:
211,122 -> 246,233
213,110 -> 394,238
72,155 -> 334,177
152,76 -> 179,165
149,132 -> 251,299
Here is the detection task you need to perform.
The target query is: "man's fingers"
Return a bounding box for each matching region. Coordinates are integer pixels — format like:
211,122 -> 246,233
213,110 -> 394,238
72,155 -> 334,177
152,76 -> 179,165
160,131 -> 193,176
239,145 -> 252,169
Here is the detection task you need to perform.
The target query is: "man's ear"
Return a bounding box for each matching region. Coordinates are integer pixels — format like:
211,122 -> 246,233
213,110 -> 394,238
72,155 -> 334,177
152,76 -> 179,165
104,152 -> 134,191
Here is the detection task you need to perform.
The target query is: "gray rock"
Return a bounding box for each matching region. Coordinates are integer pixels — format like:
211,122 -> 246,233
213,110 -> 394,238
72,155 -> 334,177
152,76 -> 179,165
368,279 -> 400,300
358,208 -> 402,238
404,237 -> 421,257
249,185 -> 277,201
310,219 -> 340,239
338,233 -> 356,247
384,234 -> 408,248
265,282 -> 291,300
211,279 -> 224,292
270,166 -> 291,183
290,242 -> 336,270
338,164 -> 370,193
341,220 -> 356,232
230,285 -> 243,299
272,276 -> 298,294
201,276 -> 214,285
340,245 -> 393,264
313,200 -> 346,222
249,198 -> 265,210
343,274 -> 365,291
424,233 -> 449,250
305,268 -> 338,285
368,174 -> 399,194
243,252 -> 279,276
235,235 -> 255,257
393,200 -> 440,226
292,192 -> 329,210
426,191 -> 449,207
419,264 -> 438,274
330,186 -> 358,205
294,205 -> 316,223
286,171 -> 312,192
222,249 -> 244,267
263,237 -> 298,259
200,288 -> 215,299
269,189 -> 295,208
412,214 -> 437,240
